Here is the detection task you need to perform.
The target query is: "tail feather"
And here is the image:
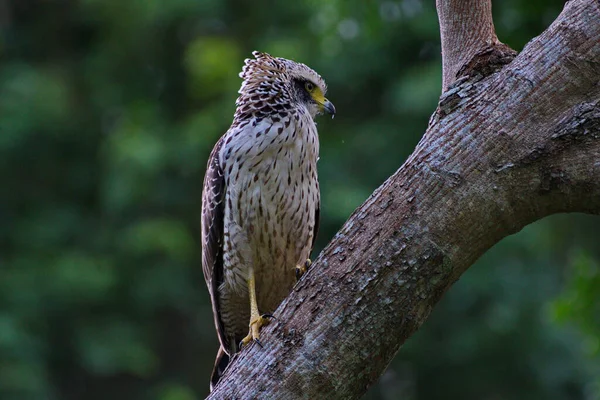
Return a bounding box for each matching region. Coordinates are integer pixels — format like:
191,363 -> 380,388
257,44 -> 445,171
210,347 -> 230,392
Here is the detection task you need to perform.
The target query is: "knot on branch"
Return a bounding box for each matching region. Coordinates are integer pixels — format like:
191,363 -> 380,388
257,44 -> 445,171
435,43 -> 516,121
457,42 -> 518,82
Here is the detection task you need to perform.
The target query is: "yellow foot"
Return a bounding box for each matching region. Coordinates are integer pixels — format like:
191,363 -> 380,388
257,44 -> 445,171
240,314 -> 273,348
295,259 -> 312,281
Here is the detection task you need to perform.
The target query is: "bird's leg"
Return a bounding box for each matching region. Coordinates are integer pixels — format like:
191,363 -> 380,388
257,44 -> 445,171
240,269 -> 272,348
295,258 -> 312,281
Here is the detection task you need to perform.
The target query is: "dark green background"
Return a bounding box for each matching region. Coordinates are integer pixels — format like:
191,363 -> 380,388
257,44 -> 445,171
1,0 -> 599,399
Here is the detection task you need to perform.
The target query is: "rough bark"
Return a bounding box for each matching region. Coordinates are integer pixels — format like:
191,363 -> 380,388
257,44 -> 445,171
207,0 -> 600,398
437,0 -> 516,92
437,0 -> 493,90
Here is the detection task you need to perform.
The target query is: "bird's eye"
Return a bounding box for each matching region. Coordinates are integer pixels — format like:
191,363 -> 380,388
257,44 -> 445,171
305,82 -> 315,92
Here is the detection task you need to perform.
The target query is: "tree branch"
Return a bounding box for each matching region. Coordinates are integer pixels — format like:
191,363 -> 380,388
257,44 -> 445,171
436,0 -> 515,91
208,0 -> 600,398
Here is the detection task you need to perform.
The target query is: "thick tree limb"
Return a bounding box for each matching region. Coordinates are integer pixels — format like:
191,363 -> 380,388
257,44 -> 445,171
208,0 -> 600,398
436,0 -> 513,91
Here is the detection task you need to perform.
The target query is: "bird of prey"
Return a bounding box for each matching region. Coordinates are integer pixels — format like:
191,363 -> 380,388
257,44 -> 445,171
201,51 -> 335,390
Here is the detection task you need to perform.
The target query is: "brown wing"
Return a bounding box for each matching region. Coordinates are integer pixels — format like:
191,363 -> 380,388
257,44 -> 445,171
311,202 -> 320,251
201,136 -> 229,353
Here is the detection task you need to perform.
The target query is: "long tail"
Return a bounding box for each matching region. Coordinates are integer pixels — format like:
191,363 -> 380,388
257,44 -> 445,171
210,347 -> 230,391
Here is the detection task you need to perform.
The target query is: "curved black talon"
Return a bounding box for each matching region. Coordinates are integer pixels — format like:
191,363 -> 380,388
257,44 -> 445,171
261,313 -> 276,320
239,337 -> 265,349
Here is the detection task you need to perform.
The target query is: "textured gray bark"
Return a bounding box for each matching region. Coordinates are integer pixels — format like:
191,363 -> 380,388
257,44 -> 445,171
207,0 -> 600,398
437,0 -> 497,91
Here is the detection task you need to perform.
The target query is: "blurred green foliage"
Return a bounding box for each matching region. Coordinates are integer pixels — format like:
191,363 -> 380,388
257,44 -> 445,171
1,0 -> 598,399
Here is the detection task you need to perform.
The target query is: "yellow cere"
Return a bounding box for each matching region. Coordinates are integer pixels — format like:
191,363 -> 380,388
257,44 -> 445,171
306,83 -> 327,109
